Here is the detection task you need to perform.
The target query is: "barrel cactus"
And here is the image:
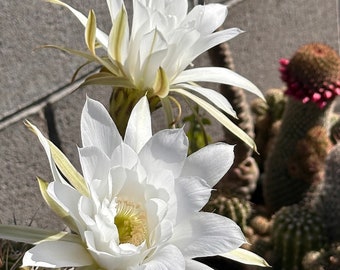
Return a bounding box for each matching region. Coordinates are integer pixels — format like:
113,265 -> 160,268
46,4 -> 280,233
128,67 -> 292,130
204,194 -> 252,232
272,203 -> 327,270
264,43 -> 340,213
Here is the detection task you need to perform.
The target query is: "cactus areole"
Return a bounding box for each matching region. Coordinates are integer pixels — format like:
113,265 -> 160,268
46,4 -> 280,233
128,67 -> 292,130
280,43 -> 340,108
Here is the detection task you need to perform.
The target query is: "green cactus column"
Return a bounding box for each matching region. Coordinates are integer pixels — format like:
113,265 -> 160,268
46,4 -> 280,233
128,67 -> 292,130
263,43 -> 340,213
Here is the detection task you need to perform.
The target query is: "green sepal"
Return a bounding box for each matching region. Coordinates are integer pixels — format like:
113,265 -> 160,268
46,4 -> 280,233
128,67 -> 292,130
81,72 -> 134,88
0,224 -> 81,245
85,9 -> 97,55
47,141 -> 89,197
172,88 -> 258,152
109,5 -> 128,63
220,248 -> 271,267
153,67 -> 169,98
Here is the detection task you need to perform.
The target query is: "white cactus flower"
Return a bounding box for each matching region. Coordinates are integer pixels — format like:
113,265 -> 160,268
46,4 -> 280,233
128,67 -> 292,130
46,0 -> 264,150
18,97 -> 247,269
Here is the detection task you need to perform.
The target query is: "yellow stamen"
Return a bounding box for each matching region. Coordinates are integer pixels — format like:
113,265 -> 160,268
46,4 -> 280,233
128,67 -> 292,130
114,198 -> 147,246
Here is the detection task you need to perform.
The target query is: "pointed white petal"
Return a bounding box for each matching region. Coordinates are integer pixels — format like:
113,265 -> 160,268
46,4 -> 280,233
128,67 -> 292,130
139,129 -> 188,178
143,245 -> 185,269
81,97 -> 122,157
195,4 -> 228,34
22,241 -> 93,268
175,84 -> 236,117
175,176 -> 211,222
220,248 -> 271,267
47,182 -> 83,228
181,143 -> 234,187
186,259 -> 214,270
106,0 -> 125,22
171,212 -> 246,258
125,96 -> 152,153
179,28 -> 244,71
48,0 -> 108,48
173,67 -> 264,99
78,146 -> 111,183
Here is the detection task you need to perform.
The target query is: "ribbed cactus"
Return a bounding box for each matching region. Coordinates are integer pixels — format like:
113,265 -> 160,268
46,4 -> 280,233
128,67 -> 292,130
204,194 -> 252,232
302,243 -> 340,270
264,43 -> 340,213
272,203 -> 327,270
209,41 -> 259,200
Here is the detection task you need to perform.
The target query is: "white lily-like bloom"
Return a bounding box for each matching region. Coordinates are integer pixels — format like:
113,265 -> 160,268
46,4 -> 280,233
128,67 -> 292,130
21,97 -> 247,269
46,0 -> 264,150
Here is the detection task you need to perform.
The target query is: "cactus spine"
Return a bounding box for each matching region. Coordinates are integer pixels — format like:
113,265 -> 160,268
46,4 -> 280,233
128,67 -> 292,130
264,43 -> 340,213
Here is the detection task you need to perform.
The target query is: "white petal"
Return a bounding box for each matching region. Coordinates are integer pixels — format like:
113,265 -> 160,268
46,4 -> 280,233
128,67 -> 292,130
173,67 -> 264,100
78,146 -> 111,183
193,4 -> 228,34
145,198 -> 168,235
174,84 -> 236,117
171,212 -> 246,258
106,0 -> 125,22
175,176 -> 211,222
181,143 -> 234,187
22,241 -> 93,268
139,129 -> 188,178
85,232 -> 146,269
47,182 -> 84,230
143,245 -> 185,270
125,96 -> 152,153
186,259 -> 214,270
131,0 -> 149,38
179,28 -> 244,71
110,143 -> 139,169
165,0 -> 188,24
81,97 -> 122,157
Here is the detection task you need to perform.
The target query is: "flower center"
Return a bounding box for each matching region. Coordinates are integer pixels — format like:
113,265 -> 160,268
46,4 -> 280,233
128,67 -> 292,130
114,198 -> 147,246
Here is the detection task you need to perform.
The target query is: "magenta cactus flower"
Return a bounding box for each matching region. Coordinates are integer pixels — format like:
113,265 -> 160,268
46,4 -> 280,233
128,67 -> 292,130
279,43 -> 340,108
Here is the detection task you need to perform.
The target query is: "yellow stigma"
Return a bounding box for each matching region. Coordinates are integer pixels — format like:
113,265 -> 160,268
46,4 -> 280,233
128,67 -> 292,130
114,198 -> 147,246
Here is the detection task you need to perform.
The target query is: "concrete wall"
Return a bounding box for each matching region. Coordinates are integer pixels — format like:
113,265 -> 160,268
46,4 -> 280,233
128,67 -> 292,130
0,0 -> 339,228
